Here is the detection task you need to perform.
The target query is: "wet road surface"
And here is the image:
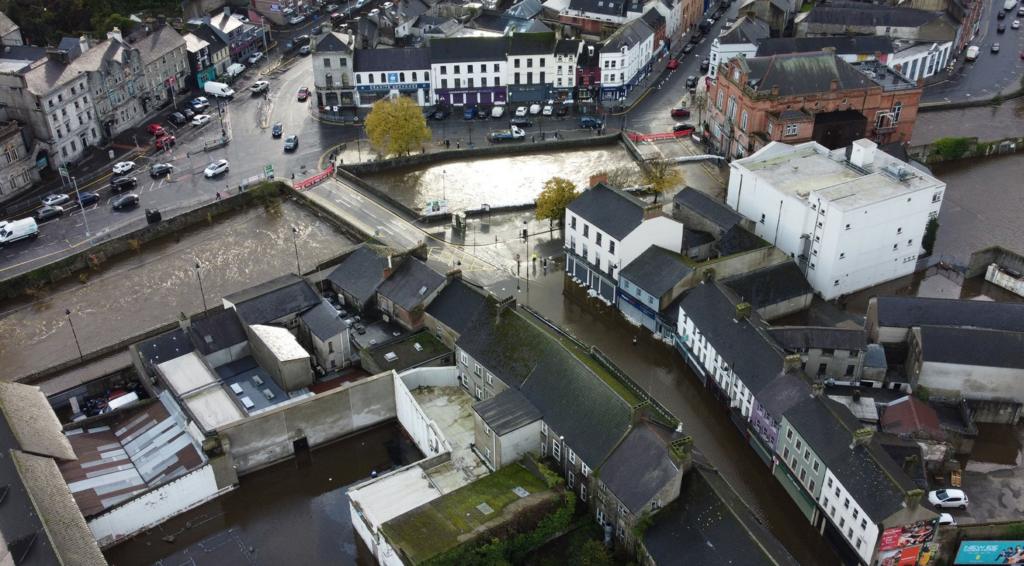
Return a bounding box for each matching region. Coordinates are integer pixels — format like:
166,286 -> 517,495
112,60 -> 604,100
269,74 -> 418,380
0,201 -> 355,380
103,421 -> 421,566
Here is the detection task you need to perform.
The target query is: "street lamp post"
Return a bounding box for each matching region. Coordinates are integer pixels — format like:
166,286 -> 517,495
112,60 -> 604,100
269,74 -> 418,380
291,226 -> 302,274
65,309 -> 83,361
524,220 -> 530,297
71,176 -> 91,237
194,261 -> 209,316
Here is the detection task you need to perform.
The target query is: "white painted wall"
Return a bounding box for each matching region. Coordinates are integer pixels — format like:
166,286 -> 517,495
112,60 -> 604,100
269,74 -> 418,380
619,216 -> 685,271
918,362 -> 1024,402
819,468 -> 880,565
986,263 -> 1024,297
89,465 -> 222,547
708,39 -> 757,79
394,368 -> 457,458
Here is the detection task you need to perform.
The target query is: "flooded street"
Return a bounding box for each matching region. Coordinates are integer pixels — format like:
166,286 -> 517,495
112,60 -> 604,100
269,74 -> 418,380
0,201 -> 356,380
930,153 -> 1024,266
363,145 -> 641,210
104,421 -> 421,566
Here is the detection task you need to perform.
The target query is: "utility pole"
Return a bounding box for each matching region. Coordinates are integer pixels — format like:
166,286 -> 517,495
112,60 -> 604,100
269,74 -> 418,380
291,226 -> 302,274
193,261 -> 209,316
65,309 -> 84,361
71,177 -> 90,237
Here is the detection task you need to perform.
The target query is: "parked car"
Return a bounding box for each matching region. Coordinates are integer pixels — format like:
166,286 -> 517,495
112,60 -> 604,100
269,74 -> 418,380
168,111 -> 187,126
928,489 -> 968,509
938,513 -> 957,526
111,193 -> 140,210
293,34 -> 311,47
463,106 -> 478,120
247,51 -> 264,65
297,87 -> 310,101
555,105 -> 570,117
542,104 -> 554,116
478,103 -> 493,119
673,123 -> 696,135
682,43 -> 695,54
182,108 -> 196,120
685,75 -> 699,89
528,103 -> 541,115
110,176 -> 138,192
147,123 -> 166,136
155,135 -> 176,150
700,59 -> 711,73
515,106 -> 529,117
77,191 -> 99,207
251,80 -> 270,94
431,106 -> 451,120
41,193 -> 70,207
150,163 -> 174,178
509,117 -> 533,128
299,45 -> 311,56
284,135 -> 299,151
289,14 -> 306,24
992,42 -> 1001,53
272,122 -> 284,137
35,205 -> 64,222
670,107 -> 691,118
192,114 -> 212,126
1014,19 -> 1021,28
579,116 -> 603,129
491,104 -> 506,118
112,161 -> 136,175
204,159 -> 229,178
190,96 -> 210,111
666,58 -> 679,70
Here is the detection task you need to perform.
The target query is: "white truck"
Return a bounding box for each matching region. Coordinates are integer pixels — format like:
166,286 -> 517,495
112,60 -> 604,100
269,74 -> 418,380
0,218 -> 38,245
1004,0 -> 1016,11
204,81 -> 236,98
965,45 -> 980,61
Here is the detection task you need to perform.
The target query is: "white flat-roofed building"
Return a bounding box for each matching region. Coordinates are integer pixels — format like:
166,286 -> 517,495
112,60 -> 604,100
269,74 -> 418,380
727,138 -> 944,300
247,324 -> 313,392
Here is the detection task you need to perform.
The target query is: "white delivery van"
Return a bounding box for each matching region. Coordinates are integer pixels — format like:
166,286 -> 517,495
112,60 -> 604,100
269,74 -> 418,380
225,63 -> 246,79
204,81 -> 236,98
965,45 -> 980,61
0,218 -> 38,245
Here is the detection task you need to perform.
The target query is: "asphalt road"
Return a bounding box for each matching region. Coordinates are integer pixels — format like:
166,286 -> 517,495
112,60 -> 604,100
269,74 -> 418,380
923,0 -> 1024,103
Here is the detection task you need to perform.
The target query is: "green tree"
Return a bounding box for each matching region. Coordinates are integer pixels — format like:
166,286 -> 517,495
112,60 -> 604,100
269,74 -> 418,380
931,137 -> 970,161
535,176 -> 579,226
571,540 -> 614,566
922,217 -> 939,255
642,159 -> 683,203
364,96 -> 432,157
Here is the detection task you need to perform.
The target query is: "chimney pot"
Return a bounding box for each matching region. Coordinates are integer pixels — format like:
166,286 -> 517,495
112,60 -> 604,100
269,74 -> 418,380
107,27 -> 123,43
734,302 -> 752,321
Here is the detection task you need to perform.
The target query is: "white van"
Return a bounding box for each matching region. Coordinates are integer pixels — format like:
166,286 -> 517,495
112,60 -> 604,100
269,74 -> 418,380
225,63 -> 246,79
0,218 -> 38,245
965,45 -> 980,61
204,81 -> 236,98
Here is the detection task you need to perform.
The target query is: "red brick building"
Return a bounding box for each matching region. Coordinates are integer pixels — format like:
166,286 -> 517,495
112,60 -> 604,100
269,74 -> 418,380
707,52 -> 923,159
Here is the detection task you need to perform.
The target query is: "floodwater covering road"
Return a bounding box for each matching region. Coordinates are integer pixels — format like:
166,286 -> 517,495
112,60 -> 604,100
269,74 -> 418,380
362,145 -> 642,211
0,201 -> 356,379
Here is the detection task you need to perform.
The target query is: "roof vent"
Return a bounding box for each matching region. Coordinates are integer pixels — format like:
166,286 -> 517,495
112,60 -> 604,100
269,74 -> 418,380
414,342 -> 423,352
418,285 -> 428,296
384,351 -> 398,362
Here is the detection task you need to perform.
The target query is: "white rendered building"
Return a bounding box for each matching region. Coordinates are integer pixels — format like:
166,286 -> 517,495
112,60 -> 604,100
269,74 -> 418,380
727,139 -> 944,300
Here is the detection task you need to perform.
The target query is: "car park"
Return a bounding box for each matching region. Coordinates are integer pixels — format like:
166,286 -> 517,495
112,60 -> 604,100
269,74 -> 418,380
111,193 -> 139,210
671,107 -> 691,118
928,489 -> 968,509
147,123 -> 166,136
284,135 -> 299,151
35,205 -> 64,222
247,51 -> 264,64
579,116 -> 603,129
150,163 -> 174,178
297,87 -> 310,101
110,176 -> 138,192
666,58 -> 679,70
192,114 -> 212,126
168,111 -> 187,126
112,161 -> 136,175
673,123 -> 696,135
272,122 -> 283,137
204,159 -> 229,178
251,80 -> 270,94
77,191 -> 99,207
515,106 -> 529,117
41,193 -> 70,207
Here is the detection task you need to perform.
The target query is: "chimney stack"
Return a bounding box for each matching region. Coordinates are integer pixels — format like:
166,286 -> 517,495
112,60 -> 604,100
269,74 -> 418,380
852,389 -> 861,403
384,254 -> 394,278
830,79 -> 839,91
783,354 -> 802,371
79,35 -> 89,55
850,427 -> 874,449
734,302 -> 752,321
223,6 -> 232,17
107,27 -> 123,43
770,85 -> 779,96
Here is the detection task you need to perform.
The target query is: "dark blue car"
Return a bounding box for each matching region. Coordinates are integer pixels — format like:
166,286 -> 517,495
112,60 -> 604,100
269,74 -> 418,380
463,106 -> 478,120
78,191 -> 99,207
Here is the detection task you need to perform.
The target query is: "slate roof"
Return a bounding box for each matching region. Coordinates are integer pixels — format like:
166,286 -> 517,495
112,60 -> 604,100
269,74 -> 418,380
716,225 -> 766,256
880,396 -> 943,439
429,36 -> 508,62
722,261 -> 811,309
673,187 -> 743,231
326,246 -> 390,307
718,15 -> 770,45
873,296 -> 1024,332
183,32 -> 210,54
354,47 -> 430,71
679,281 -> 784,392
458,307 -> 633,465
918,326 -> 1024,370
555,38 -> 581,55
769,326 -> 867,352
599,422 -> 680,513
784,395 -> 914,521
0,11 -> 18,37
620,246 -> 692,299
137,328 -> 194,367
135,25 -> 186,65
300,299 -> 349,341
224,273 -> 321,325
57,37 -> 84,59
0,382 -> 76,461
566,183 -> 647,240
644,468 -> 798,566
640,8 -> 666,31
508,32 -> 556,55
316,31 -> 353,53
754,369 -> 811,417
506,0 -> 544,19
743,52 -> 875,97
683,227 -> 715,248
569,0 -> 628,17
804,2 -> 942,28
601,19 -> 653,53
425,277 -> 493,337
473,388 -> 542,436
376,257 -> 446,311
191,25 -> 227,53
189,308 -> 247,355
757,36 -> 895,58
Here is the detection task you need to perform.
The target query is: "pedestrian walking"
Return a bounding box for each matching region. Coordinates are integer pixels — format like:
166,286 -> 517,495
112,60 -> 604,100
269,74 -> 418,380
445,139 -> 450,149
456,140 -> 460,149
216,192 -> 222,200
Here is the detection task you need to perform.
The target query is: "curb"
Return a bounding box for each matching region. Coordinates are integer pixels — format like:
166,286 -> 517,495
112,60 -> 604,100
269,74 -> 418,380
920,86 -> 1024,112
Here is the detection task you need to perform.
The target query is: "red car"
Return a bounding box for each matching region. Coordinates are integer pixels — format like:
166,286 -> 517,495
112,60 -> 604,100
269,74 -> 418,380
673,123 -> 696,136
155,135 -> 176,149
670,107 -> 691,118
297,87 -> 310,101
147,123 -> 166,137
666,58 -> 679,70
